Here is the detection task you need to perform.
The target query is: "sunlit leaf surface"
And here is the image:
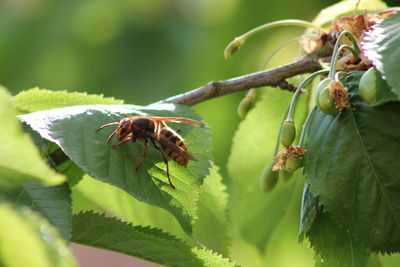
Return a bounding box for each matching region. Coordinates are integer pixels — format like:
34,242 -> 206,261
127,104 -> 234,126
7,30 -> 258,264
362,12 -> 400,98
72,211 -> 236,267
304,72 -> 400,252
20,103 -> 212,234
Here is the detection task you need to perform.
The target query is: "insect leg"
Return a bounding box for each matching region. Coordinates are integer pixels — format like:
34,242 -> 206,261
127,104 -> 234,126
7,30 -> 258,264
111,136 -> 134,147
135,139 -> 149,171
150,140 -> 175,189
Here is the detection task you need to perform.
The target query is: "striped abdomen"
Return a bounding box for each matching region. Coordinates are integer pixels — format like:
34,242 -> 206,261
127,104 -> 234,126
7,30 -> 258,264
159,128 -> 195,166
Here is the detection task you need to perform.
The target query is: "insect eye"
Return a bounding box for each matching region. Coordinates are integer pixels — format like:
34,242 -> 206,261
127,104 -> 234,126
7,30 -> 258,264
118,120 -> 131,136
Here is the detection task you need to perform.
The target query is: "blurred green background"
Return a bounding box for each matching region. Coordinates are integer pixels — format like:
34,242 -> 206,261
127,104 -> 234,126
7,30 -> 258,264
1,0 -> 398,266
0,0 -> 338,173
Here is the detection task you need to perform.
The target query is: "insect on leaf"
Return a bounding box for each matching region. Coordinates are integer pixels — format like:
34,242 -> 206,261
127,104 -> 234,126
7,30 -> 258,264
20,103 -> 212,235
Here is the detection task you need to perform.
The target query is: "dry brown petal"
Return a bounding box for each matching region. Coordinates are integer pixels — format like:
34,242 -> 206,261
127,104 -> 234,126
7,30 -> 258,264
273,146 -> 307,171
328,81 -> 350,110
300,35 -> 323,54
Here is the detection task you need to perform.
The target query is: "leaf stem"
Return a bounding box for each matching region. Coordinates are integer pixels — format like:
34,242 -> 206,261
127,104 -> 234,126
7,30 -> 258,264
259,35 -> 305,70
298,108 -> 315,147
274,106 -> 290,154
224,20 -> 326,58
328,30 -> 360,80
287,69 -> 329,121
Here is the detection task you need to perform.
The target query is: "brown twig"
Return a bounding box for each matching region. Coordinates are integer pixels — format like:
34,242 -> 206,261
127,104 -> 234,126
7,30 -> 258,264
166,55 -> 323,106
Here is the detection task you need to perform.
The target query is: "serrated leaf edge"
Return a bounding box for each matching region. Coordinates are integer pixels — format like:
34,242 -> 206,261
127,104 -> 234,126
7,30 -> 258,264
73,211 -> 237,266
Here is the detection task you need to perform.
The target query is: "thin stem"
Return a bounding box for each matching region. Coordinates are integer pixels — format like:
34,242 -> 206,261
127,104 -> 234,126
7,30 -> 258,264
239,20 -> 325,41
338,44 -> 358,59
287,69 -> 329,120
225,19 -> 326,58
329,44 -> 358,80
328,30 -> 360,80
274,106 -> 290,155
334,71 -> 347,81
298,108 -> 315,147
259,35 -> 305,70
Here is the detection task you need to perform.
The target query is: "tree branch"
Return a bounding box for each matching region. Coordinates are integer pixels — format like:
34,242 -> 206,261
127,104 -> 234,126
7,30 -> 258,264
166,55 -> 323,106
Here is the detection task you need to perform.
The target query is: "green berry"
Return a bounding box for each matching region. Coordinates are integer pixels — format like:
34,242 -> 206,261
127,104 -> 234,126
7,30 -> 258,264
280,120 -> 296,147
237,94 -> 254,118
260,160 -> 279,192
359,67 -> 377,104
284,155 -> 303,172
316,83 -> 340,115
314,78 -> 331,107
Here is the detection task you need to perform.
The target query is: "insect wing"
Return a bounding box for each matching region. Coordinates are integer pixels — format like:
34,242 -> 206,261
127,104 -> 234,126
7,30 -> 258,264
144,116 -> 203,127
156,134 -> 197,162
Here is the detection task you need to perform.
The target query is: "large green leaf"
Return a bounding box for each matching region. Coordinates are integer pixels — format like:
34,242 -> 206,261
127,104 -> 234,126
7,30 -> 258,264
308,212 -> 370,267
0,86 -> 65,188
362,12 -> 400,98
303,72 -> 400,252
0,203 -> 76,267
15,88 -> 122,187
366,254 -> 382,267
71,175 -> 187,237
71,211 -> 236,267
300,184 -> 369,267
299,183 -> 321,242
13,87 -> 123,113
72,165 -> 230,256
193,166 -> 230,255
0,183 -> 72,240
20,103 -> 212,234
227,87 -> 308,253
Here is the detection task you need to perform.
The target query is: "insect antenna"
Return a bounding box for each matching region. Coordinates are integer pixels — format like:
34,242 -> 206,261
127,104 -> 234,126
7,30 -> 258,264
96,122 -> 121,144
96,122 -> 120,131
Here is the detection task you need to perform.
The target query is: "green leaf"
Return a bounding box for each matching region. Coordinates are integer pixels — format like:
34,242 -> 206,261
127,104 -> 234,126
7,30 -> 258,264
0,183 -> 72,241
308,212 -> 370,267
71,175 -> 187,237
193,166 -> 230,255
366,254 -> 382,267
0,86 -> 65,188
299,183 -> 321,242
28,129 -> 85,187
362,12 -> 400,98
13,87 -> 123,113
303,72 -> 400,252
300,184 -> 370,266
227,87 -> 307,253
71,211 -> 236,267
0,203 -> 76,267
15,88 -> 122,186
72,165 -> 230,256
311,0 -> 387,27
20,103 -> 212,234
